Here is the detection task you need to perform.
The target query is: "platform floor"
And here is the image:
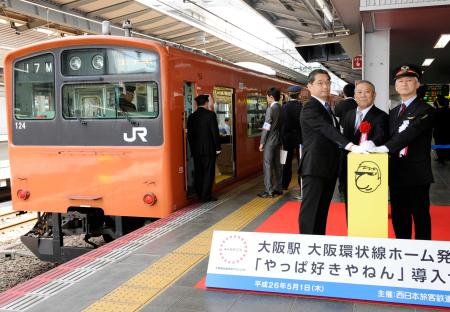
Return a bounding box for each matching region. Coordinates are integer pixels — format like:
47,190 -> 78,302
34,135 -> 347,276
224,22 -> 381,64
0,159 -> 448,312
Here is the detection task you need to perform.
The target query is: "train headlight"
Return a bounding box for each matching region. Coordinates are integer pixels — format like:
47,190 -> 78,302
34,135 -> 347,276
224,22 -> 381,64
92,54 -> 104,70
69,56 -> 82,71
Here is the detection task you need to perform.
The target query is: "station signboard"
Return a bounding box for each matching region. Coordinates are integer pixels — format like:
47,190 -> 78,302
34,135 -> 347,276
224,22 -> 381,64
207,231 -> 450,308
352,55 -> 363,70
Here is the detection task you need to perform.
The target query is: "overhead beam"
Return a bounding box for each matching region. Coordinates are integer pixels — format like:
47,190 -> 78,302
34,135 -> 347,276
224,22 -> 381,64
15,19 -> 48,32
254,3 -> 317,24
133,15 -> 169,28
299,0 -> 330,30
184,37 -> 219,47
209,45 -> 241,54
108,9 -> 152,24
3,0 -> 123,35
144,21 -> 180,34
87,1 -> 134,18
61,0 -> 95,10
273,19 -> 321,34
157,26 -> 192,38
167,31 -> 204,43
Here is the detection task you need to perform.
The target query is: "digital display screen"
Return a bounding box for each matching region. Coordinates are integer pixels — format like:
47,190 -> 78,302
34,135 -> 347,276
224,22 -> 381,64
61,48 -> 159,76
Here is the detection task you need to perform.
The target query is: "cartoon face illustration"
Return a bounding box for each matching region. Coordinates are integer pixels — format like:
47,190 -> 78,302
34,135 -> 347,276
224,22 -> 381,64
354,161 -> 381,193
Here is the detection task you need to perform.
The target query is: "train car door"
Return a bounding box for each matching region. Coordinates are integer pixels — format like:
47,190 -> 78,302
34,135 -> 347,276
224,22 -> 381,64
213,87 -> 235,184
183,82 -> 195,197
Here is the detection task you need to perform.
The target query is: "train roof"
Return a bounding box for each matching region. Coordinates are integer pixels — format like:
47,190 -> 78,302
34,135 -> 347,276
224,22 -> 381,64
4,35 -> 304,86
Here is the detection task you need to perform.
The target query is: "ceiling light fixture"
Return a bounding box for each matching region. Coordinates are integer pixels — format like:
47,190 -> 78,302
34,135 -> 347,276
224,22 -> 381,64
422,58 -> 434,66
434,34 -> 450,49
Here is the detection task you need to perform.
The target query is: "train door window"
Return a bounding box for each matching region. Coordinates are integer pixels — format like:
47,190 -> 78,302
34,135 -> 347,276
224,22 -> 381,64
246,93 -> 268,137
183,82 -> 195,197
14,54 -> 55,120
213,87 -> 235,184
62,82 -> 159,119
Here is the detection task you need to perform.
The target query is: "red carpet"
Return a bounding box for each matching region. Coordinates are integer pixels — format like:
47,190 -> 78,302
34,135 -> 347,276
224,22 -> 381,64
256,201 -> 450,241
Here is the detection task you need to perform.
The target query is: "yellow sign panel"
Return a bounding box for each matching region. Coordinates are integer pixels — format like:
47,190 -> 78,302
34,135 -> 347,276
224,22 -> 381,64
347,153 -> 388,238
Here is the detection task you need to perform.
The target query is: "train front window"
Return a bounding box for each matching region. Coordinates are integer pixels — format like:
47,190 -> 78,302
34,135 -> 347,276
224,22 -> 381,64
62,82 -> 159,119
14,54 -> 55,120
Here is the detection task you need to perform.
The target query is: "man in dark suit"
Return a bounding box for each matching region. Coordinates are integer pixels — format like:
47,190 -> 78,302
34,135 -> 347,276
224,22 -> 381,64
258,87 -> 283,198
299,69 -> 367,235
334,83 -> 357,120
370,65 -> 435,240
281,85 -> 303,190
340,80 -> 388,214
187,95 -> 221,202
335,83 -> 357,194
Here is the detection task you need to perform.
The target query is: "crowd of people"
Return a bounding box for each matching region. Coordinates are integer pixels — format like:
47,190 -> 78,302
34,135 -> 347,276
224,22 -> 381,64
186,63 -> 447,240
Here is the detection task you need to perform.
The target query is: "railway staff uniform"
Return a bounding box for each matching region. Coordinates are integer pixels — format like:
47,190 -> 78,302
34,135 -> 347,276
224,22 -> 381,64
299,69 -> 367,235
258,87 -> 283,198
187,95 -> 221,202
370,65 -> 435,240
340,80 -> 388,217
281,85 -> 303,190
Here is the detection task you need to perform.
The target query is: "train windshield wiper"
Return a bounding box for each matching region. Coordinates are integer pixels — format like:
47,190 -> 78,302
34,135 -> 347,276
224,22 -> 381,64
122,111 -> 139,126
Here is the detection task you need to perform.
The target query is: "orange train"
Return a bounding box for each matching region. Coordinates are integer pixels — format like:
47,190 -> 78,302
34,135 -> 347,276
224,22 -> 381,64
4,35 -> 303,262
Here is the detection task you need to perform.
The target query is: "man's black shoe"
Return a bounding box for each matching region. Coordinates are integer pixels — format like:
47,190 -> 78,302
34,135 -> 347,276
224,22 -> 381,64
273,190 -> 283,196
257,192 -> 274,198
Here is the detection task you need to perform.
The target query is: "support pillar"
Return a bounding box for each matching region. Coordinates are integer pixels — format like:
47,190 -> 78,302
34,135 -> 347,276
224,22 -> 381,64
363,29 -> 390,113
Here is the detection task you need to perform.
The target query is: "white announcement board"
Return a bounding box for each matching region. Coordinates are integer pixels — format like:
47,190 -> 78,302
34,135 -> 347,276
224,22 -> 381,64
206,231 -> 450,308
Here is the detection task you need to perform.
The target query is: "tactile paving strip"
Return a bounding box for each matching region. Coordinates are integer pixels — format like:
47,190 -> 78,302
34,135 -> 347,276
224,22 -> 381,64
0,177 -> 263,312
83,191 -> 282,312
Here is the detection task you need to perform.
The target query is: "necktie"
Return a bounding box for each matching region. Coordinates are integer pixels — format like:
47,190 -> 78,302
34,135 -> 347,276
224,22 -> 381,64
398,103 -> 407,118
355,111 -> 363,132
324,102 -> 332,115
324,102 -> 336,127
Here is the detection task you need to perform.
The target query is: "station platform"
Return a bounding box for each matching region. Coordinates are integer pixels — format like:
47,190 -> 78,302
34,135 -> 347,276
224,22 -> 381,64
0,160 -> 449,312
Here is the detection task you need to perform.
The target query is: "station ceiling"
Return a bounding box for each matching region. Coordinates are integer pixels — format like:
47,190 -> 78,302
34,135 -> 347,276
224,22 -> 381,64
361,4 -> 450,85
0,0 -> 309,83
243,0 -> 362,84
2,1 -> 446,86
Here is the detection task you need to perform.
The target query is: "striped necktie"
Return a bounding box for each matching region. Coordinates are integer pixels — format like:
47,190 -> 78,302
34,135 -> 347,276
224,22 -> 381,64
355,111 -> 363,133
398,103 -> 407,118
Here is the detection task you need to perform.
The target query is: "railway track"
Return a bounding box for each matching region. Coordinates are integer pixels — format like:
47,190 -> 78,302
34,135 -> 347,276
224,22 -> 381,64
0,215 -> 37,233
0,205 -> 37,235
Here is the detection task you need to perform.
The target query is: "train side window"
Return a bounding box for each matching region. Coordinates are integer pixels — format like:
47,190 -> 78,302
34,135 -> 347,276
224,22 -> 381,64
14,54 -> 55,120
62,82 -> 159,119
246,94 -> 268,137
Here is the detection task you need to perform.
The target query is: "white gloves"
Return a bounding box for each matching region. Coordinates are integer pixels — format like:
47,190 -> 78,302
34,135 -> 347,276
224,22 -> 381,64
360,140 -> 375,150
350,144 -> 369,154
216,150 -> 221,155
369,145 -> 389,153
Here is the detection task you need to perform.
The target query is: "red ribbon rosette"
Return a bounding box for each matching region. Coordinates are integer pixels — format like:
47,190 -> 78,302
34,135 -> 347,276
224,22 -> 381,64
359,121 -> 371,143
359,121 -> 372,134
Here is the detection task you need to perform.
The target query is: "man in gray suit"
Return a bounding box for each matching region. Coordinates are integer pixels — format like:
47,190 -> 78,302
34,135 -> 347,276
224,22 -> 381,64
258,87 -> 283,198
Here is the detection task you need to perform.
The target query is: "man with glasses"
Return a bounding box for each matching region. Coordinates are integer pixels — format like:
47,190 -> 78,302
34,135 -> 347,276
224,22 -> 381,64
298,69 -> 367,235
